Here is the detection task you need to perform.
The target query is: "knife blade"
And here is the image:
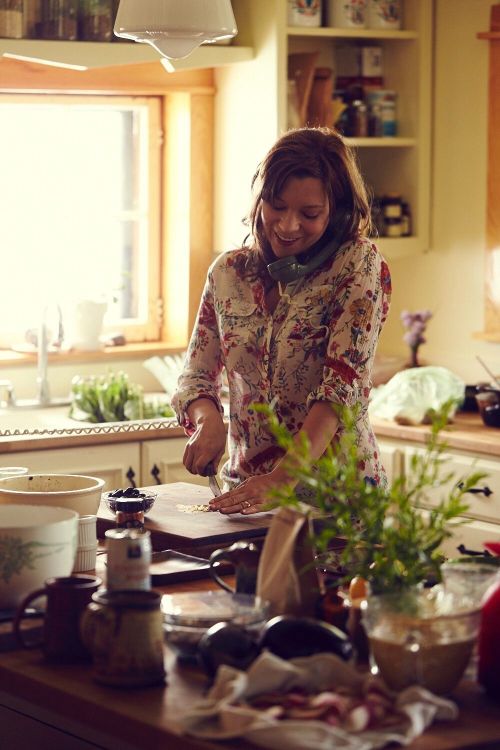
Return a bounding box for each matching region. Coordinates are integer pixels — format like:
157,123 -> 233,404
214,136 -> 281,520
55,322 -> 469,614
202,462 -> 222,497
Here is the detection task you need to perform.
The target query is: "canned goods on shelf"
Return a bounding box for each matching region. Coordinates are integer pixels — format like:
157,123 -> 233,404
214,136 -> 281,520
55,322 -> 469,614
287,0 -> 322,27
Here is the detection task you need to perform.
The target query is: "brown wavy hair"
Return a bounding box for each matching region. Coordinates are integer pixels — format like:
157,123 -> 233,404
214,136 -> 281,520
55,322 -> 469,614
236,127 -> 373,282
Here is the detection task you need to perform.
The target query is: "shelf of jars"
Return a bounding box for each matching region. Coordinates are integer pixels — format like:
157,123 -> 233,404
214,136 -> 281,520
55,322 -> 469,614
0,39 -> 254,70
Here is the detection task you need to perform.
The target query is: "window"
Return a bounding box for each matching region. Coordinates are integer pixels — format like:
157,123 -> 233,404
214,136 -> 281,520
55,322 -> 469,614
0,94 -> 161,349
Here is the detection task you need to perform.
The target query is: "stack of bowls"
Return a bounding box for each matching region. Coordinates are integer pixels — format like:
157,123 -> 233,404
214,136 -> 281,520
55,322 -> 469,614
73,515 -> 98,572
0,473 -> 105,605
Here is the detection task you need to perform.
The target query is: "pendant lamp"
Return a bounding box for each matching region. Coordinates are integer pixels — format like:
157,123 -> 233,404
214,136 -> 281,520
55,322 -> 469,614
114,0 -> 238,61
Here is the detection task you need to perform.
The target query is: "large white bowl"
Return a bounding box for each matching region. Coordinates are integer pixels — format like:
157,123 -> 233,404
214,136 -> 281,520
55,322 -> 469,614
0,504 -> 79,609
0,474 -> 105,516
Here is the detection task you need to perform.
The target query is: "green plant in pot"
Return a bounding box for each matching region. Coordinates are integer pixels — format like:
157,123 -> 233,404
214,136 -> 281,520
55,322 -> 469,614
257,401 -> 487,695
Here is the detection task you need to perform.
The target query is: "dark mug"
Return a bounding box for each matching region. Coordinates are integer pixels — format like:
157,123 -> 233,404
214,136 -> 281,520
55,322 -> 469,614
13,574 -> 102,662
209,541 -> 260,595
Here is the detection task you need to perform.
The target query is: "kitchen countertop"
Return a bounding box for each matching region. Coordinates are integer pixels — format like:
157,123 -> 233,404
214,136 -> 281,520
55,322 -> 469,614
1,408 -> 500,459
371,412 -> 500,459
1,574 -> 500,750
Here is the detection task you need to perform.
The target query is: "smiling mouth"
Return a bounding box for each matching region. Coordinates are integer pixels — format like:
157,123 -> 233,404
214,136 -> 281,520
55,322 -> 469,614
275,232 -> 301,245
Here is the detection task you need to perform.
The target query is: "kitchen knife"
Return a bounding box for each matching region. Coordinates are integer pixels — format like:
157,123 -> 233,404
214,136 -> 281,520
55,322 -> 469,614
202,462 -> 222,497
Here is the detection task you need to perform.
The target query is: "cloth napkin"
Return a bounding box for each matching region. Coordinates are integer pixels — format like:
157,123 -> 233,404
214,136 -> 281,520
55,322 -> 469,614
181,652 -> 458,750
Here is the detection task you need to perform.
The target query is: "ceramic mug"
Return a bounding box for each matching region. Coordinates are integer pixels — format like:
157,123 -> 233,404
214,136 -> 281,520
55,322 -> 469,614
209,541 -> 260,595
80,589 -> 166,687
13,574 -> 102,662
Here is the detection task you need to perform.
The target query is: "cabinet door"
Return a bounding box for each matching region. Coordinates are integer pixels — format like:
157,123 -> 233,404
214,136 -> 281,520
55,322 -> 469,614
405,448 -> 500,525
140,438 -> 205,487
376,438 -> 404,487
141,438 -> 230,488
5,443 -> 141,491
439,518 -> 500,558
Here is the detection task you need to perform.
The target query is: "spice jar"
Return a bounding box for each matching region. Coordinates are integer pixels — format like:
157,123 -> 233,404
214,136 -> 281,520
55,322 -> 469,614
80,0 -> 112,41
114,498 -> 146,532
23,0 -> 42,38
41,0 -> 78,40
0,0 -> 23,39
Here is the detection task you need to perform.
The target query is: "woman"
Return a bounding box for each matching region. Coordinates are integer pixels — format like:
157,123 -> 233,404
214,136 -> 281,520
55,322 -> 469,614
172,127 -> 391,515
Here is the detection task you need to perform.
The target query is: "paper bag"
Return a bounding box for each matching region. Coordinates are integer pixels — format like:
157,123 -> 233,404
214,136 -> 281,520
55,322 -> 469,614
256,506 -> 321,617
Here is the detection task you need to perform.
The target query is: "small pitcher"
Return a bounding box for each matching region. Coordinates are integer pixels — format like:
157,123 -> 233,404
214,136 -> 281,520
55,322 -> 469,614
209,541 -> 260,595
80,589 -> 166,687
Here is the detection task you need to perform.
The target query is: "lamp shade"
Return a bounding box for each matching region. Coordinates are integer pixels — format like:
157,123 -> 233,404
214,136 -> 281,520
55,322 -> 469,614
114,0 -> 238,60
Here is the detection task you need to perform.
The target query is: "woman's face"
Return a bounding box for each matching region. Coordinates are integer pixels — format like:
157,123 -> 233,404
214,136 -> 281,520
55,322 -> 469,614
261,176 -> 330,258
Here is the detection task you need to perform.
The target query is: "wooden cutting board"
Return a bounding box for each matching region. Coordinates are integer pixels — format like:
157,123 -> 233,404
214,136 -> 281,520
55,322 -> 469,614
97,482 -> 276,555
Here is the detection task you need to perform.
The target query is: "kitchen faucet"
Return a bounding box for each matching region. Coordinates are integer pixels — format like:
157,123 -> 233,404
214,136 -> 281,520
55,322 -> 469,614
36,304 -> 64,406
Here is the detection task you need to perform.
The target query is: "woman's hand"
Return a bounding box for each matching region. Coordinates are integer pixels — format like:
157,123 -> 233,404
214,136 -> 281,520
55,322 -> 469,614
183,402 -> 226,476
209,473 -> 285,515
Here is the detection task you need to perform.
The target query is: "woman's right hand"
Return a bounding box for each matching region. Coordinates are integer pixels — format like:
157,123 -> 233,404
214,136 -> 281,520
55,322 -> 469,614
183,412 -> 226,476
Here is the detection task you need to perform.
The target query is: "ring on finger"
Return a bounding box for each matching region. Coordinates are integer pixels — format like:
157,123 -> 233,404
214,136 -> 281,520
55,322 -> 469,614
242,500 -> 251,509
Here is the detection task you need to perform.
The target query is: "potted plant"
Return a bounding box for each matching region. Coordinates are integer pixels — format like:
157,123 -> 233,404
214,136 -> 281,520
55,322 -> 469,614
257,401 -> 487,694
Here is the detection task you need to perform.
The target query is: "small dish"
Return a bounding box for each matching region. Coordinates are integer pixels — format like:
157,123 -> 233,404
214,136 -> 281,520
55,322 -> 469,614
103,488 -> 158,515
162,590 -> 269,660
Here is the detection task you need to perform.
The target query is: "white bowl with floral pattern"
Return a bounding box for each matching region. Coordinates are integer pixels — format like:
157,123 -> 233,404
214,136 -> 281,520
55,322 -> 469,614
0,504 -> 78,610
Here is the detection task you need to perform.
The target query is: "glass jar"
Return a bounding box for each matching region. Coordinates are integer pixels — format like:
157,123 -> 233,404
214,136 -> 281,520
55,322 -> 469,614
0,0 -> 23,39
41,0 -> 78,40
23,0 -> 42,38
80,0 -> 112,42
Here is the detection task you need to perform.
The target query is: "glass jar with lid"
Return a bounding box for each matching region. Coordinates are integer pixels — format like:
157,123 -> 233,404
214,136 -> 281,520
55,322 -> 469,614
0,0 -> 23,39
80,0 -> 113,42
41,0 -> 78,40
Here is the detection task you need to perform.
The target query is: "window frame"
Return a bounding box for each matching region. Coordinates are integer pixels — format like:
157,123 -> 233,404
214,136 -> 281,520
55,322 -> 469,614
0,91 -> 163,345
0,57 -> 215,360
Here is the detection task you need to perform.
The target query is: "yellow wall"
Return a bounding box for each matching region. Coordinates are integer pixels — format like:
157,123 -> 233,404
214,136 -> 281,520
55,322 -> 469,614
378,0 -> 500,382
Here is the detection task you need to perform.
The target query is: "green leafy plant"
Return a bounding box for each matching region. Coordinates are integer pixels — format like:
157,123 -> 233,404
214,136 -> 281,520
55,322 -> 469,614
256,400 -> 487,595
69,371 -> 174,423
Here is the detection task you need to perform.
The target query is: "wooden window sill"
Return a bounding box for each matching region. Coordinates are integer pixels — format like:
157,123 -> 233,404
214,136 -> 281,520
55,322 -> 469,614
0,342 -> 185,368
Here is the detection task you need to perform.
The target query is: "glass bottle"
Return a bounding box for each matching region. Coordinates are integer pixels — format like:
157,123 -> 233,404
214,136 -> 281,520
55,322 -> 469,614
41,0 -> 78,40
80,0 -> 112,42
23,0 -> 42,38
114,498 -> 146,532
0,0 -> 23,39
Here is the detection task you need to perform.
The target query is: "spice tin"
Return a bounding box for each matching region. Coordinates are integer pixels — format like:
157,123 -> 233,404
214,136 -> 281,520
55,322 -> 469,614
287,0 -> 322,27
327,0 -> 366,29
105,528 -> 151,591
367,0 -> 402,30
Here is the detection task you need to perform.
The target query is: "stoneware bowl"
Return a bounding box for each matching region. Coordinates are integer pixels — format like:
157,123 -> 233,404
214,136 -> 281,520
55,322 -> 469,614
0,504 -> 78,609
0,474 -> 105,516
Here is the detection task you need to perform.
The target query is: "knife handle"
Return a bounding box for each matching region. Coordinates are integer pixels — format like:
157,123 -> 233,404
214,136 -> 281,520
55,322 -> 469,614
201,461 -> 217,477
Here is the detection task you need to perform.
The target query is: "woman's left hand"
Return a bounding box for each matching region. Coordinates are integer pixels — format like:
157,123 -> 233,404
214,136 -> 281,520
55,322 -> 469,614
209,474 -> 279,515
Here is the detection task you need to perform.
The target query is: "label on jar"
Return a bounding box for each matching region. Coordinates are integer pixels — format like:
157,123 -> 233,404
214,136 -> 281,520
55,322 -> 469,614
288,0 -> 322,27
105,528 -> 151,591
368,0 -> 402,30
327,0 -> 366,28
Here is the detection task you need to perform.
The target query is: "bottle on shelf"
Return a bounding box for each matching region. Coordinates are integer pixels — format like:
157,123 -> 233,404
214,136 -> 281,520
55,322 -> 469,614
23,0 -> 42,38
79,0 -> 113,42
0,0 -> 23,39
41,0 -> 78,40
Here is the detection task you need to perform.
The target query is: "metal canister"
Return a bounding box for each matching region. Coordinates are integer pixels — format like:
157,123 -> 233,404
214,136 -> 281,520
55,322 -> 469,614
105,528 -> 151,591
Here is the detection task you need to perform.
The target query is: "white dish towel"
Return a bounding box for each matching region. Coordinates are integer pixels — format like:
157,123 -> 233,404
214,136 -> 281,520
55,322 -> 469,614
181,651 -> 458,750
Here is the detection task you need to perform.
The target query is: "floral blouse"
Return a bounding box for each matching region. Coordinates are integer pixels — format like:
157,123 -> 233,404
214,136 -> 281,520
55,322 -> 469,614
172,237 -> 392,492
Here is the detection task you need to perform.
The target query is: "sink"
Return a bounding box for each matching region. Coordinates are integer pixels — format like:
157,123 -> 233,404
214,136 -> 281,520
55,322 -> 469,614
0,404 -> 85,434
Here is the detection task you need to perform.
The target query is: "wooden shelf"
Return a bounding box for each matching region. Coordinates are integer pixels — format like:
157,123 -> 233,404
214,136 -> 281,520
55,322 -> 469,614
0,39 -> 254,70
287,27 -> 418,40
347,137 -> 417,147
